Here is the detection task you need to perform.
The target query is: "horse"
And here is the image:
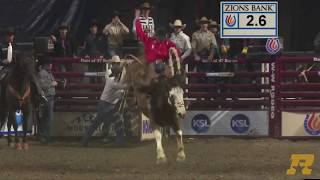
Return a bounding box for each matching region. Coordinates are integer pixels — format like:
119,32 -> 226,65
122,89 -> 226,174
124,49 -> 187,163
1,53 -> 35,150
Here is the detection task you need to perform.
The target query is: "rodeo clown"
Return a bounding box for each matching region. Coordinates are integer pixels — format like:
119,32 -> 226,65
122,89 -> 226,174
82,56 -> 127,147
134,11 -> 186,116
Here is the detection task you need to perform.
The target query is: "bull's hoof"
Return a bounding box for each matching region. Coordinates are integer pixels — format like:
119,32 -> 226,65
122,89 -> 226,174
23,143 -> 29,150
156,156 -> 167,164
15,143 -> 22,150
176,152 -> 186,162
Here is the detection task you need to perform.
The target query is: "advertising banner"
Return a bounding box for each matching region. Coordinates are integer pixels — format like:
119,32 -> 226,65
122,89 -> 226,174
177,111 -> 268,136
282,111 -> 320,136
140,113 -> 155,141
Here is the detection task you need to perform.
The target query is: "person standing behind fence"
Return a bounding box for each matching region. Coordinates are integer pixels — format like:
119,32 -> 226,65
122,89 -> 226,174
51,23 -> 76,72
38,57 -> 57,143
83,20 -> 107,57
84,20 -> 107,83
103,11 -> 129,57
209,20 -> 230,59
192,17 -> 217,84
169,19 -> 192,63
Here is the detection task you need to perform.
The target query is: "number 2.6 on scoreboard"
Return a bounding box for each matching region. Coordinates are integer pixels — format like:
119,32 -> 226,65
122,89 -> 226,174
221,1 -> 278,38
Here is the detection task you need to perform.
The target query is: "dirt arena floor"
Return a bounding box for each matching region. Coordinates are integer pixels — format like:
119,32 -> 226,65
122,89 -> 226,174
0,137 -> 319,180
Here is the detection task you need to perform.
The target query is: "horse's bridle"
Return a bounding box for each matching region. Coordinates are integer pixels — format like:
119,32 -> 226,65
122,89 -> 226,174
8,83 -> 31,108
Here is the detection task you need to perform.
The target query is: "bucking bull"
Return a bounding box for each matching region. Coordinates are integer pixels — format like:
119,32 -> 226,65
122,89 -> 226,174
122,48 -> 187,163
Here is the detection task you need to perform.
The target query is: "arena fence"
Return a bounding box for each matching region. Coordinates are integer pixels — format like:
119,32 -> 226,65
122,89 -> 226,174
49,55 -> 320,138
276,56 -> 320,138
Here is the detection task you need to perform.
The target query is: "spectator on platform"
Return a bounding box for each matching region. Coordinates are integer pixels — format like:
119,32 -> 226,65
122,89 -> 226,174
84,20 -> 107,83
208,20 -> 232,86
169,19 -> 192,62
82,57 -> 127,147
83,20 -> 107,57
191,16 -> 217,83
103,11 -> 129,57
51,23 -> 76,71
38,57 -> 57,143
133,2 -> 155,38
209,20 -> 229,59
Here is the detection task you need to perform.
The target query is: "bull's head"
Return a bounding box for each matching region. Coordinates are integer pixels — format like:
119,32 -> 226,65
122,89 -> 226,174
169,86 -> 186,118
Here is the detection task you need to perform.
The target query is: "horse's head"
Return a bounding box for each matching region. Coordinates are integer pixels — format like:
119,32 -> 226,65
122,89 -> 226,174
11,52 -> 34,78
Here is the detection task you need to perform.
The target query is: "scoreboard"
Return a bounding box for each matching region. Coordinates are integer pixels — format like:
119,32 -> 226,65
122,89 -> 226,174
221,1 -> 278,38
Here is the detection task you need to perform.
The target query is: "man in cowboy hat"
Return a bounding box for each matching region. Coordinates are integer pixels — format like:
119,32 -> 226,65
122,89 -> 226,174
84,20 -> 107,83
0,27 -> 16,65
84,20 -> 107,57
82,56 -> 128,147
133,2 -> 155,38
0,28 -> 17,129
51,23 -> 76,71
192,16 -> 217,83
169,19 -> 192,61
209,19 -> 229,59
38,57 -> 57,143
103,11 -> 130,57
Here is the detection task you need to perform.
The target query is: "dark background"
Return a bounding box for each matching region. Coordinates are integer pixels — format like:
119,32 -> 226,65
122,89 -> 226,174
0,0 -> 317,51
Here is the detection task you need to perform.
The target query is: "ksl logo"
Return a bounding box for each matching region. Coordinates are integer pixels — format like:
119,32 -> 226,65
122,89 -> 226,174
287,154 -> 315,175
191,114 -> 211,133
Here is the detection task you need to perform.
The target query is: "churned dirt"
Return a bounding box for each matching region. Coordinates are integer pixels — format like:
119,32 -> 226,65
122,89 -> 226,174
0,137 -> 319,180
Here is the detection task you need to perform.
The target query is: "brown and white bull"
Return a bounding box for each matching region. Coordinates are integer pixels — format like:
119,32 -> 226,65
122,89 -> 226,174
124,49 -> 186,163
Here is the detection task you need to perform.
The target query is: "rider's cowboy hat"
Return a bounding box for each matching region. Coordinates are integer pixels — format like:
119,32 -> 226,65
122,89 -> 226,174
209,20 -> 219,28
140,2 -> 153,9
169,19 -> 186,29
196,16 -> 210,25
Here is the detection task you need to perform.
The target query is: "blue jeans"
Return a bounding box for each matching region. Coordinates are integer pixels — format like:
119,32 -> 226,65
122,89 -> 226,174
39,96 -> 54,140
83,101 -> 123,144
154,62 -> 166,74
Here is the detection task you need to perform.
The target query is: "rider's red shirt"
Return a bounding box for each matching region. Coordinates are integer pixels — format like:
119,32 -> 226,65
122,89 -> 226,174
135,19 -> 179,63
